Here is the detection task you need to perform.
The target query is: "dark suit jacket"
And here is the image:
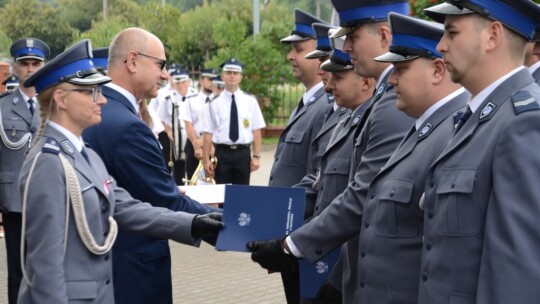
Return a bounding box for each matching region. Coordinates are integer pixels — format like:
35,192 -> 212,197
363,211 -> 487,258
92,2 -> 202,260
420,69 -> 540,304
83,85 -> 214,304
355,90 -> 468,304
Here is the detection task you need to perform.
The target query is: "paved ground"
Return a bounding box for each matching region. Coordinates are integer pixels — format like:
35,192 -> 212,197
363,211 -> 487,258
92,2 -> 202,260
0,144 -> 286,303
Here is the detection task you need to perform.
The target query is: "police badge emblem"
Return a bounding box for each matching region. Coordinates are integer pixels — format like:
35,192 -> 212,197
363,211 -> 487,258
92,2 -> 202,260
243,118 -> 250,128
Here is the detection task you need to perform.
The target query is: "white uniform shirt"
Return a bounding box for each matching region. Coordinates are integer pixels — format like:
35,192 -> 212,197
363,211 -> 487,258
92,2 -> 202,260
153,89 -> 197,150
181,91 -> 213,138
202,89 -> 266,145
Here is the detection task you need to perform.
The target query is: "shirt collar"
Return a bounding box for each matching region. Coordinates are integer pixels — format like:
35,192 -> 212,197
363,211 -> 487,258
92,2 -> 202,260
106,83 -> 139,113
415,87 -> 466,130
376,65 -> 394,90
18,89 -> 35,103
302,82 -> 324,106
529,61 -> 540,74
224,89 -> 241,98
468,66 -> 524,113
48,121 -> 84,152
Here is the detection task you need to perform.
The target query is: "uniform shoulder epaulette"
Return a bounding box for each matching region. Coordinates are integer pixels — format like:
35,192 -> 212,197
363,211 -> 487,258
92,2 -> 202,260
42,137 -> 61,154
210,95 -> 219,102
512,90 -> 540,115
326,93 -> 335,103
0,91 -> 12,99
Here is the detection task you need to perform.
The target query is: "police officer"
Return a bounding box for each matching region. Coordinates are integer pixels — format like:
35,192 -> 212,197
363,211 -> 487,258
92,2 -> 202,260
295,37 -> 376,303
416,1 -> 540,303
182,68 -> 218,180
212,75 -> 225,97
154,67 -> 196,185
248,0 -> 414,301
0,37 -> 49,304
202,58 -> 265,185
346,13 -> 468,304
2,75 -> 19,93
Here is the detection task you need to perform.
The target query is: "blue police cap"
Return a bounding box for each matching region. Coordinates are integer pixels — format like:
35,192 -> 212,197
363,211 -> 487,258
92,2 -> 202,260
92,47 -> 109,72
170,67 -> 190,82
281,9 -> 326,43
200,68 -> 218,78
212,76 -> 224,86
305,23 -> 337,59
375,13 -> 444,63
321,32 -> 354,72
330,0 -> 410,38
220,58 -> 243,73
2,75 -> 19,91
167,63 -> 182,74
24,39 -> 111,93
10,38 -> 50,61
424,0 -> 540,41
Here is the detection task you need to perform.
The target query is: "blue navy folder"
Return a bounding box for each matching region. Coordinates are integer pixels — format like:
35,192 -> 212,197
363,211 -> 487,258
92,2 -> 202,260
215,185 -> 305,252
299,248 -> 340,299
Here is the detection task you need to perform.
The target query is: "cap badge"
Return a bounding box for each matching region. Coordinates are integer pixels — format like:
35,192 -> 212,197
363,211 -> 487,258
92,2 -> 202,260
26,39 -> 34,48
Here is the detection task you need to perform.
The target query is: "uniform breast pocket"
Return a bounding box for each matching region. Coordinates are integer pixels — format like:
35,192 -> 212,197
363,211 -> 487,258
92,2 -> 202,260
375,178 -> 418,238
282,129 -> 306,166
320,157 -> 350,204
435,168 -> 479,236
3,119 -> 28,140
66,280 -> 98,300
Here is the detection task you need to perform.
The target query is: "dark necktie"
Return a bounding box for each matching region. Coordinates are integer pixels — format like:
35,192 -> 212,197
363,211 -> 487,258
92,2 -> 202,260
296,98 -> 304,114
28,98 -> 35,116
324,107 -> 335,122
182,96 -> 186,102
80,148 -> 91,165
229,94 -> 239,142
404,125 -> 417,142
455,106 -> 473,133
205,96 -> 211,103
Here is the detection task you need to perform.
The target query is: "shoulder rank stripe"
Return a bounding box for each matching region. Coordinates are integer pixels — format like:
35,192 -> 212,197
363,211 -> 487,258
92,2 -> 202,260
42,138 -> 61,154
512,90 -> 540,115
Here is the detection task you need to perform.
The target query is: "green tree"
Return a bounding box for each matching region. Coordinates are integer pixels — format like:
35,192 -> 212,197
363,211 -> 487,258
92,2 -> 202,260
138,2 -> 182,55
0,30 -> 12,60
58,0 -> 102,33
0,0 -> 74,57
73,17 -> 130,48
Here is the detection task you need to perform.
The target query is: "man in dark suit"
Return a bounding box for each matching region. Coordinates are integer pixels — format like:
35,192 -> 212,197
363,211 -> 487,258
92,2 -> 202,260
0,38 -> 49,304
416,1 -> 540,303
83,27 -> 217,304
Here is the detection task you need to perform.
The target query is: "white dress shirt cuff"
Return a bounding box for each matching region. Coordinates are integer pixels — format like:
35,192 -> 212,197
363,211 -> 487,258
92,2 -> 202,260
285,236 -> 304,258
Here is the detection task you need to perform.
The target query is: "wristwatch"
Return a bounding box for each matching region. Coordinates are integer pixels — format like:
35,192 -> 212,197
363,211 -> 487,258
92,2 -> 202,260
252,154 -> 261,159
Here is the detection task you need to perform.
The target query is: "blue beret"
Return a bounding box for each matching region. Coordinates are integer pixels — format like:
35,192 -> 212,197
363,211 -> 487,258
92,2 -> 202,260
10,38 -> 50,61
375,13 -> 444,62
24,40 -> 111,92
424,0 -> 540,41
281,9 -> 326,43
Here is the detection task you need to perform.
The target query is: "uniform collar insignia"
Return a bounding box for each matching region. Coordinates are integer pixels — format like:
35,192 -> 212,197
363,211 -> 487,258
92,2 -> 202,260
374,83 -> 386,99
61,140 -> 74,154
419,123 -> 432,138
351,114 -> 361,126
479,102 -> 496,120
13,96 -> 19,104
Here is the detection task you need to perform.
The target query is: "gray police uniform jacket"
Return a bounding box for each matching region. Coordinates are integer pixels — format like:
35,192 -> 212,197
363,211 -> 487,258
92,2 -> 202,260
532,67 -> 540,86
355,90 -> 468,304
419,69 -> 540,304
299,106 -> 350,218
269,87 -> 332,186
17,125 -> 198,304
290,68 -> 414,263
0,90 -> 39,212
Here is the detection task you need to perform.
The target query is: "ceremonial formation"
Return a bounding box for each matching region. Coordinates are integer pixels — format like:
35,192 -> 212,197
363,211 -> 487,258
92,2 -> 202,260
3,0 -> 540,303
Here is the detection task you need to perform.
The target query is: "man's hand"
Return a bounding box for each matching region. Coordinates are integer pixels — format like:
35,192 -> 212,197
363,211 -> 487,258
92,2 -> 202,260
315,280 -> 342,304
191,212 -> 224,239
246,239 -> 298,272
250,157 -> 260,172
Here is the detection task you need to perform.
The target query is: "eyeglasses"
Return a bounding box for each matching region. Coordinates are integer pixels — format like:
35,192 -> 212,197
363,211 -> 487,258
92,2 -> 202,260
63,86 -> 103,102
135,51 -> 167,70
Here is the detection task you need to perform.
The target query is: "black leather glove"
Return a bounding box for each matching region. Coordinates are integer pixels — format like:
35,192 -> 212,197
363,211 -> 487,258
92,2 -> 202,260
246,239 -> 298,272
191,212 -> 224,239
315,280 -> 342,304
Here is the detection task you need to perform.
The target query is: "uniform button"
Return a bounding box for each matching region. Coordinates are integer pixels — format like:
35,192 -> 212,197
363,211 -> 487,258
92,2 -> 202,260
426,242 -> 432,250
428,211 -> 434,219
104,254 -> 110,261
270,176 -> 273,181
360,281 -> 365,288
105,279 -> 111,285
315,249 -> 323,255
30,127 -> 36,133
360,250 -> 365,258
370,193 -> 375,199
429,179 -> 435,187
422,272 -> 428,282
451,183 -> 455,188
315,206 -> 319,212
275,157 -> 279,161
103,231 -> 108,237
101,205 -> 109,214
364,222 -> 370,228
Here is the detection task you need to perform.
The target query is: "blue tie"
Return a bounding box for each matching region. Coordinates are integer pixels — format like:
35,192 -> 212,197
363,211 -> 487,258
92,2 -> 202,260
455,106 -> 473,133
28,99 -> 34,116
229,94 -> 239,142
80,148 -> 91,165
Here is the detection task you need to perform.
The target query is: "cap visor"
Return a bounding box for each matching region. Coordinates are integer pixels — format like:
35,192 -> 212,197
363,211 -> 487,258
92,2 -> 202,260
280,34 -> 311,43
374,52 -> 419,63
424,2 -> 474,23
305,50 -> 331,59
329,27 -> 354,39
321,60 -> 354,72
67,73 -> 111,86
16,55 -> 45,61
201,73 -> 218,78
